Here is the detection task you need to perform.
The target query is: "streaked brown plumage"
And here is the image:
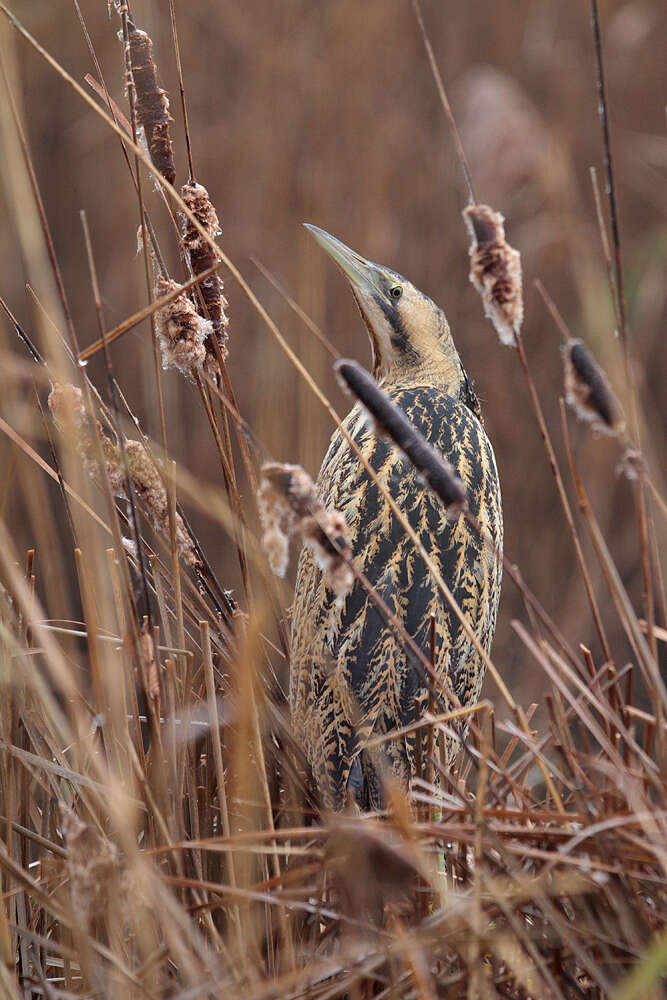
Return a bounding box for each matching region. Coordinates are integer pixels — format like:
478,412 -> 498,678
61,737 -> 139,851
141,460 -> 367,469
290,226 -> 503,811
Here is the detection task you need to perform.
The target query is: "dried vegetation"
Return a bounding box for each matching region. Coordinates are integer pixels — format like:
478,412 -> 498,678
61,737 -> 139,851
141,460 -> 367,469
0,2 -> 664,999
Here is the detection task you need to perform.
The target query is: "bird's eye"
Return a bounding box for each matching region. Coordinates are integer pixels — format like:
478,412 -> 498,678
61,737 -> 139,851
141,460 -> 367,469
389,285 -> 403,300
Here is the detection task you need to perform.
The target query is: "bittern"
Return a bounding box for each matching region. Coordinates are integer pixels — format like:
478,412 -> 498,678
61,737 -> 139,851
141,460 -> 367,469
290,226 -> 502,811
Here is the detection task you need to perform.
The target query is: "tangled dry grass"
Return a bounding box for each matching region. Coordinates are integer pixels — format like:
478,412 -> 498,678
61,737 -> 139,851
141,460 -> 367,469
0,1 -> 665,998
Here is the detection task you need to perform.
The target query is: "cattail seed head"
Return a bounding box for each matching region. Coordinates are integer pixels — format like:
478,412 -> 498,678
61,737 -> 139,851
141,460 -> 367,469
463,203 -> 523,346
48,383 -> 197,566
258,462 -> 354,597
563,339 -> 624,435
126,22 -> 176,186
154,275 -> 210,379
181,182 -> 230,369
59,802 -> 122,927
335,360 -> 468,517
124,440 -> 198,566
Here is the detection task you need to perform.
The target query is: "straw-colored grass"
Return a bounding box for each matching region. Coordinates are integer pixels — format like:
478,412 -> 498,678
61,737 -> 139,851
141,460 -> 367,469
0,2 -> 664,998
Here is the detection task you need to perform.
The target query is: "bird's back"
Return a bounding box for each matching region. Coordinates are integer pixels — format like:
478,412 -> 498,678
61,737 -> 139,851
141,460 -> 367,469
290,385 -> 502,810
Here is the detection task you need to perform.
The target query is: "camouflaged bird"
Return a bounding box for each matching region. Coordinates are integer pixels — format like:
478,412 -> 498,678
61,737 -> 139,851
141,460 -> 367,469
290,226 -> 503,811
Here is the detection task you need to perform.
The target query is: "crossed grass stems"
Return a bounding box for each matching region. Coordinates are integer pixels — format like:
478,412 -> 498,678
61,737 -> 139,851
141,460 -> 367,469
0,1 -> 665,998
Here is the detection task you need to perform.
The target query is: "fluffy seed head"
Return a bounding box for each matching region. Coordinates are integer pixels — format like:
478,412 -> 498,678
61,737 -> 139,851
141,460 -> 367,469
154,275 -> 210,379
181,181 -> 229,368
59,802 -> 122,926
258,462 -> 353,596
463,204 -> 523,346
48,384 -> 197,567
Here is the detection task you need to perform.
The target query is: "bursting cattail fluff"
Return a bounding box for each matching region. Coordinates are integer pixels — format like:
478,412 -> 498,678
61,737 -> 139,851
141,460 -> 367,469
258,462 -> 354,597
48,383 -> 197,566
154,275 -> 211,379
463,204 -> 523,346
181,182 -> 230,370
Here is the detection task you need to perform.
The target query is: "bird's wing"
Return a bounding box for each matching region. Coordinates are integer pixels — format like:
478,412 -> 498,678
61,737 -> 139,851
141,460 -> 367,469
290,387 -> 502,807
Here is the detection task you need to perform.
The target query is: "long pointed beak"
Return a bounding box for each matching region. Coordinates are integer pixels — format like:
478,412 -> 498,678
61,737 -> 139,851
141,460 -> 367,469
304,224 -> 382,300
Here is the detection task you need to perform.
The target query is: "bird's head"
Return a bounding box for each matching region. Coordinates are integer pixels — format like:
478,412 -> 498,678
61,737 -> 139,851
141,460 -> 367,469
306,224 -> 476,408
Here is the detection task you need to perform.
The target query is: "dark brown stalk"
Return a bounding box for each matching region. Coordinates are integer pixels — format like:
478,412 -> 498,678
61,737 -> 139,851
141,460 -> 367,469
167,0 -> 195,181
513,330 -> 613,664
411,0 -> 475,203
590,0 -> 657,663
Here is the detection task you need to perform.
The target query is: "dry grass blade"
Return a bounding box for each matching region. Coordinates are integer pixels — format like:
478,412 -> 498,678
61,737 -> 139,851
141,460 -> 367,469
0,3 -> 664,999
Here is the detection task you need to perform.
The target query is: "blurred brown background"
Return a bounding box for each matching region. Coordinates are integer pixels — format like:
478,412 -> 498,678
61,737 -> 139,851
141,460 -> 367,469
1,0 -> 665,705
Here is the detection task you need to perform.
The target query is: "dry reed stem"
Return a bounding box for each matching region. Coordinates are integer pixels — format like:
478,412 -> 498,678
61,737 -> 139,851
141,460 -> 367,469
1,5 -> 665,998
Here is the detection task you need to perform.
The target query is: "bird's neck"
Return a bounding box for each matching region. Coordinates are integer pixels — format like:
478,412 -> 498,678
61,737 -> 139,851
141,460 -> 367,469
379,350 -> 466,395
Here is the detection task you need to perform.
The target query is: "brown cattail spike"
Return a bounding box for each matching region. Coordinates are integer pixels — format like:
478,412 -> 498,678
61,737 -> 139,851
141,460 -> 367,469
563,339 -> 624,435
48,383 -> 126,494
154,275 -> 210,380
59,803 -> 122,928
258,462 -> 354,597
463,203 -> 523,346
334,360 -> 468,516
48,384 -> 198,566
127,21 -> 176,185
181,182 -> 230,370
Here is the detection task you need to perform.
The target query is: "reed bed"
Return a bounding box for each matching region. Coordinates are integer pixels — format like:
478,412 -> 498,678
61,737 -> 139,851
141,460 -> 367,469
0,2 -> 664,998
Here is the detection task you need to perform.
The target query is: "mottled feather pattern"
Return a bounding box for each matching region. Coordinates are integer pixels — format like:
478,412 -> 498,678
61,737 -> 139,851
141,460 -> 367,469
290,386 -> 502,810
